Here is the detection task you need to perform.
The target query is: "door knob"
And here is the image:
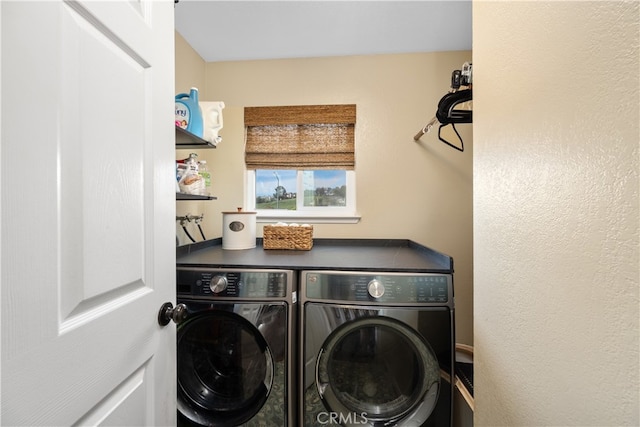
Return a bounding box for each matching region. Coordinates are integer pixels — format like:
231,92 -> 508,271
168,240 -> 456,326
157,302 -> 187,326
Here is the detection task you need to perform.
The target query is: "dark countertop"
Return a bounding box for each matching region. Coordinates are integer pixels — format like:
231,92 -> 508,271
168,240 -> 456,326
176,238 -> 453,273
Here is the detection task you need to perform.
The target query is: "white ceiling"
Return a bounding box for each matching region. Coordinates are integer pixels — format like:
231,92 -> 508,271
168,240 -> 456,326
174,1 -> 472,62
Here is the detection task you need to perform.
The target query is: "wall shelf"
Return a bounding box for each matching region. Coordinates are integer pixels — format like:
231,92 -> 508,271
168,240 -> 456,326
176,193 -> 217,201
175,126 -> 217,149
176,127 -> 217,201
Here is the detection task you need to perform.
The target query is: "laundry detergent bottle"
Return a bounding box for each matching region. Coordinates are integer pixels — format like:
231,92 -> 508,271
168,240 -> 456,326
175,87 -> 204,137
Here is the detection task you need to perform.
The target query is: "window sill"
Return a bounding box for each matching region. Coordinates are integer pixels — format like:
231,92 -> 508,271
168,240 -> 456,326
256,211 -> 361,224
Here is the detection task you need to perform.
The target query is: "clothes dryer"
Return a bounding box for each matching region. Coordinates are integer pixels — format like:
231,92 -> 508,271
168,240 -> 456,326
176,267 -> 296,426
300,270 -> 454,427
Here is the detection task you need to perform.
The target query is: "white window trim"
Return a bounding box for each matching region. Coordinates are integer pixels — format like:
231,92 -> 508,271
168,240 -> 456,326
245,170 -> 361,224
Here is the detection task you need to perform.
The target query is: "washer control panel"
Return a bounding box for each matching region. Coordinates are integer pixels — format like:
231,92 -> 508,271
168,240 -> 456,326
177,268 -> 292,298
303,271 -> 451,305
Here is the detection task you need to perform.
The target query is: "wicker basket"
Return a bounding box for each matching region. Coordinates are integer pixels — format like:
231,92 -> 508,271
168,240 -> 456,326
263,225 -> 313,250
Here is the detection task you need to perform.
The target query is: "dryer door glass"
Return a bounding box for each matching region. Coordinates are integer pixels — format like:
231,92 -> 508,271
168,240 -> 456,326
316,316 -> 440,425
177,309 -> 274,426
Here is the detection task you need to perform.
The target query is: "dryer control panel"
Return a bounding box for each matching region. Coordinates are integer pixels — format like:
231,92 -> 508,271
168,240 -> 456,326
302,270 -> 452,305
177,267 -> 292,299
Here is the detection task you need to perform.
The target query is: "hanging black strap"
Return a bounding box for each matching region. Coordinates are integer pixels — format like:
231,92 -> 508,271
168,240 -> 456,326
433,88 -> 471,152
438,123 -> 464,152
436,89 -> 472,124
182,226 -> 196,243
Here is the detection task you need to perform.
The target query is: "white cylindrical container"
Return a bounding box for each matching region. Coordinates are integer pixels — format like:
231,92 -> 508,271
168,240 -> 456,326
222,208 -> 256,250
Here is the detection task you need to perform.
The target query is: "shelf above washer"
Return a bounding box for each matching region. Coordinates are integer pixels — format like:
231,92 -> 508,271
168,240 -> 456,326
175,126 -> 217,149
176,192 -> 217,201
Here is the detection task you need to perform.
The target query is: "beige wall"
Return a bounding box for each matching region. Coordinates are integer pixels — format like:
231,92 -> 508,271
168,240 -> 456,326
174,31 -> 205,95
174,47 -> 475,345
474,1 -> 639,425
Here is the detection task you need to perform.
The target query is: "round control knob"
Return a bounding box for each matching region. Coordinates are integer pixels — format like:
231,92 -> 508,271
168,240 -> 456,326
367,279 -> 385,298
210,276 -> 228,293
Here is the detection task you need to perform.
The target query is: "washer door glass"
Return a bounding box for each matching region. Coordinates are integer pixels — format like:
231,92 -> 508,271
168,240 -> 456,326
317,316 -> 440,425
178,310 -> 274,426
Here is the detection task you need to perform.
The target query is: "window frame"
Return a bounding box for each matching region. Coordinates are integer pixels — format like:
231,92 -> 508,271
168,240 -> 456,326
245,169 -> 360,224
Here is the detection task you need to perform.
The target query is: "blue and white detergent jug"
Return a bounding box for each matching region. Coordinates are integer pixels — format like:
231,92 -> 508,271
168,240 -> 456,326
175,87 -> 204,137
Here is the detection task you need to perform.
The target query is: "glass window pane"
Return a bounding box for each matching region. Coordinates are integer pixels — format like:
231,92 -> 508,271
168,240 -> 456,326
327,325 -> 422,415
255,170 -> 297,210
302,170 -> 347,207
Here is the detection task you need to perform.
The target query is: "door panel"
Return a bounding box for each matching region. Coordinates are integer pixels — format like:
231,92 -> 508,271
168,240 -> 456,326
1,1 -> 175,425
72,364 -> 149,426
59,2 -> 149,323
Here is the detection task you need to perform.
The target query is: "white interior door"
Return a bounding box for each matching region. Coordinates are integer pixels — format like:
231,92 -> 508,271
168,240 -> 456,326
1,1 -> 176,425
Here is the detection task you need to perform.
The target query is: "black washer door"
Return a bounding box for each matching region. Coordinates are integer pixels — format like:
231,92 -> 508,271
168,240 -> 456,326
316,316 -> 440,426
177,310 -> 274,426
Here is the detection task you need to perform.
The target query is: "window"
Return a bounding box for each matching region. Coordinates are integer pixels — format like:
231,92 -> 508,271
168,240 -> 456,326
244,105 -> 359,223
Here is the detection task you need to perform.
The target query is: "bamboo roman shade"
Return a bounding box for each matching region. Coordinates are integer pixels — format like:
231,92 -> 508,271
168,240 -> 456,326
244,104 -> 356,170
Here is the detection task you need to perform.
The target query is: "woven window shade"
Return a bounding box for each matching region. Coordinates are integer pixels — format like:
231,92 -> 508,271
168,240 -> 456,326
245,104 -> 356,170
